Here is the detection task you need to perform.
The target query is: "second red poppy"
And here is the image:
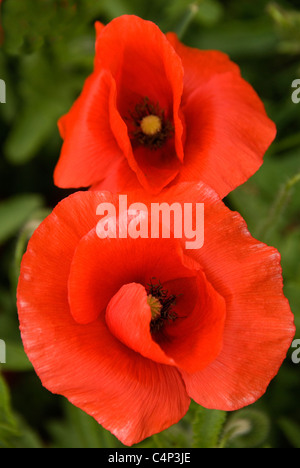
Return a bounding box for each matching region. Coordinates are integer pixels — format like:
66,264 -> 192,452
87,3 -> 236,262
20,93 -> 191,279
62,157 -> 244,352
54,15 -> 276,198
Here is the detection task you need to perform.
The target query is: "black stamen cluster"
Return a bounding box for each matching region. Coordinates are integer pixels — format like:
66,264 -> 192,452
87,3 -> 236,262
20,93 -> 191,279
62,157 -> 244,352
147,278 -> 177,334
129,97 -> 174,150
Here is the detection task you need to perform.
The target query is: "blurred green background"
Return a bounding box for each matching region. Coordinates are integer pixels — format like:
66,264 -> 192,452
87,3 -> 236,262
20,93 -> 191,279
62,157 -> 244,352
0,0 -> 299,449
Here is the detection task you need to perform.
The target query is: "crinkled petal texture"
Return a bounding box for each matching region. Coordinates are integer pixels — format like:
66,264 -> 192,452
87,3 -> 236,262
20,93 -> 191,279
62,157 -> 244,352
54,15 -> 276,198
17,192 -> 191,446
17,184 -> 295,446
55,15 -> 184,194
144,183 -> 295,409
166,33 -> 276,197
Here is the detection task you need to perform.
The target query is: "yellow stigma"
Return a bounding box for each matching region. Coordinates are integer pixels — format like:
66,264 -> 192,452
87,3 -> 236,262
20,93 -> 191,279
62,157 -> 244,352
140,115 -> 162,136
147,294 -> 162,319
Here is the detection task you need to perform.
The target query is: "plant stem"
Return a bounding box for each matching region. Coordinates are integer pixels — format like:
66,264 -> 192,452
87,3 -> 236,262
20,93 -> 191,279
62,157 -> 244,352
256,172 -> 300,240
175,2 -> 200,40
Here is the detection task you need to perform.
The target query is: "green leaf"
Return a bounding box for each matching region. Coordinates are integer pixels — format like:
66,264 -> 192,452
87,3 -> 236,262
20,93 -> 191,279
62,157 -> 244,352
228,151 -> 300,241
267,3 -> 300,54
10,207 -> 52,292
0,194 -> 44,245
221,409 -> 271,448
255,171 -> 300,241
7,415 -> 44,448
0,373 -> 16,426
48,400 -> 122,448
278,418 -> 300,448
3,48 -> 87,165
2,341 -> 32,372
96,0 -> 135,18
4,97 -> 65,165
0,372 -> 19,447
196,0 -> 224,27
0,372 -> 43,447
193,19 -> 277,57
192,406 -> 227,448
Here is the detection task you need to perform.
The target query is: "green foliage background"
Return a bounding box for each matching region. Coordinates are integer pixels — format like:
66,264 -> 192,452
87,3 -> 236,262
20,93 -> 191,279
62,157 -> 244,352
0,0 -> 299,449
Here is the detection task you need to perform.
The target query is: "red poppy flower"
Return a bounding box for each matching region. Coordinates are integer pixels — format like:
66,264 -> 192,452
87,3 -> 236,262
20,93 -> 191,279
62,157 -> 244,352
54,15 -> 276,198
17,183 -> 294,446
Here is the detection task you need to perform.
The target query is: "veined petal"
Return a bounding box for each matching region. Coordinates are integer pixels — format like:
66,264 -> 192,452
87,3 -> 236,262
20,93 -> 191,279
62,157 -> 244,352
123,183 -> 295,407
17,191 -> 190,446
68,228 -> 197,325
167,33 -> 276,198
17,185 -> 295,444
94,15 -> 185,191
54,71 -> 123,188
106,282 -> 175,366
150,183 -> 295,409
177,73 -> 276,198
159,273 -> 226,374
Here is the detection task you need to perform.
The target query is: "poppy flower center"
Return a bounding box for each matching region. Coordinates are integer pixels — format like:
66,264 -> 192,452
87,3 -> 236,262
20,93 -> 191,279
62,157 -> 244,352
147,279 -> 178,335
147,294 -> 163,319
129,97 -> 174,150
140,115 -> 162,136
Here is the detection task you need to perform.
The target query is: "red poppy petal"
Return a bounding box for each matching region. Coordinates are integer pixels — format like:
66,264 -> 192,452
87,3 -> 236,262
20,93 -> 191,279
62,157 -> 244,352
68,226 -> 198,325
106,282 -> 175,366
131,144 -> 181,194
158,272 -> 226,374
54,70 -> 124,188
125,183 -> 295,407
95,15 -> 185,190
19,298 -> 190,446
95,16 -> 183,123
17,192 -> 190,446
154,183 -> 294,409
17,184 -> 295,436
108,137 -> 181,196
177,73 -> 276,198
106,275 -> 225,374
90,158 -> 139,193
182,243 -> 295,410
95,21 -> 105,38
167,33 -> 276,198
166,32 -> 240,87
